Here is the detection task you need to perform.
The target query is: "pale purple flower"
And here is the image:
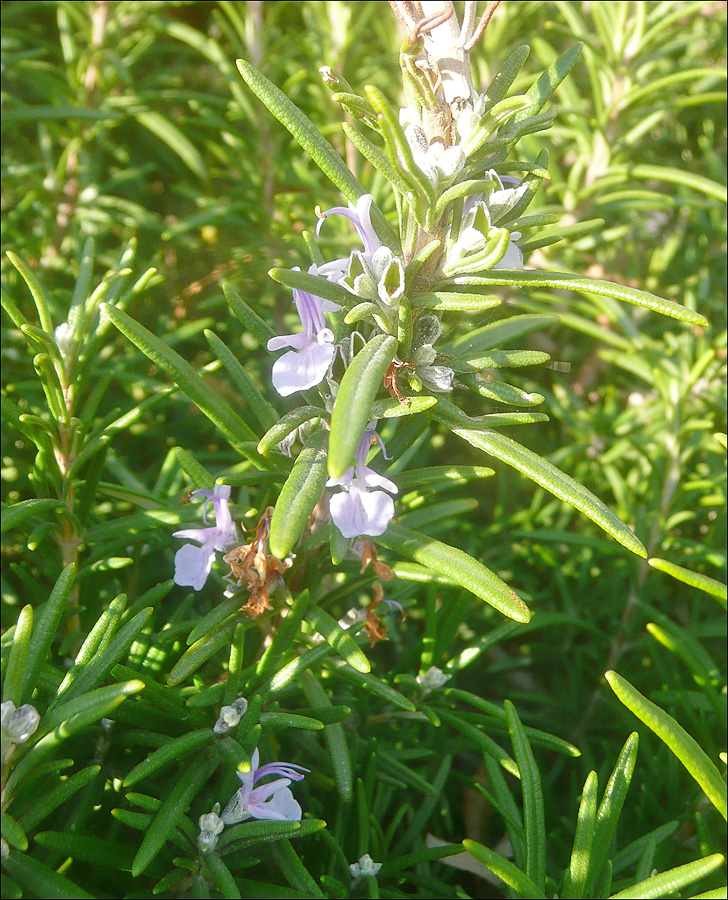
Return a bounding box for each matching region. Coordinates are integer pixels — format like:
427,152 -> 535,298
267,268 -> 341,397
222,748 -> 309,824
173,484 -> 236,591
327,427 -> 397,539
316,194 -> 383,262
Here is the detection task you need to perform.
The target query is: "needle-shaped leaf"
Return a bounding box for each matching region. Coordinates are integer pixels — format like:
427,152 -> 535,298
307,607 -> 371,674
449,269 -> 707,326
516,43 -> 583,121
432,413 -> 647,558
376,523 -> 531,622
268,266 -> 360,310
258,407 -> 329,455
608,854 -> 726,899
562,771 -> 599,899
301,671 -> 353,802
463,840 -> 547,899
102,304 -> 259,449
586,733 -> 640,896
505,700 -> 546,892
132,754 -> 218,876
237,59 -> 397,249
328,333 -> 399,478
21,564 -> 75,704
269,429 -> 329,559
4,605 -> 33,707
124,729 -> 215,787
606,672 -> 727,820
648,558 -> 727,607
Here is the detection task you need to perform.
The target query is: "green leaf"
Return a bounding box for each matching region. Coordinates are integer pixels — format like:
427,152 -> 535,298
124,730 -> 215,787
168,617 -> 239,686
442,314 -> 558,354
434,418 -> 647,557
258,407 -> 329,455
483,45 -> 531,111
34,832 -> 137,873
269,429 -> 329,559
370,396 -> 437,418
204,851 -> 242,899
449,350 -> 551,371
54,607 -> 153,703
1,812 -> 28,851
18,765 -> 100,832
270,841 -> 325,897
268,266 -> 359,310
516,43 -> 583,120
4,605 -> 33,706
22,565 -> 75,704
205,330 -> 277,432
134,110 -> 207,179
609,854 -> 726,899
307,607 -> 371,674
606,672 -> 727,820
331,663 -> 416,713
328,334 -> 399,478
237,59 -> 396,248
301,671 -> 353,802
416,291 -> 502,312
375,523 -> 531,622
438,709 -> 519,777
6,250 -> 54,334
342,121 -> 415,197
648,558 -> 727,607
2,851 -> 94,900
103,304 -> 258,449
587,733 -> 640,896
132,754 -> 218,876
562,771 -> 599,899
463,840 -> 547,899
449,270 -> 707,326
223,281 -> 276,347
1,499 -> 66,535
505,701 -> 546,891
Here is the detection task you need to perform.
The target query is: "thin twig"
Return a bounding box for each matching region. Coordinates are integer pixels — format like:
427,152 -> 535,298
464,0 -> 501,51
387,0 -> 418,31
459,0 -> 478,46
416,5 -> 454,38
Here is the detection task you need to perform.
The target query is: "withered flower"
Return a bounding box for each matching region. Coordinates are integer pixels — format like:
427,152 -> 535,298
224,507 -> 292,618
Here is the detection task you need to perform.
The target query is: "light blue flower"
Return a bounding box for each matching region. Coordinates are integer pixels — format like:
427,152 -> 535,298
222,748 -> 309,824
327,427 -> 397,539
267,266 -> 341,397
173,484 -> 236,591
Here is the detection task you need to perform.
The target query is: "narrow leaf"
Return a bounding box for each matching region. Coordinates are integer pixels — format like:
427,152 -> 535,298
328,333 -> 398,478
132,754 -> 218,876
450,270 -> 707,326
606,672 -> 727,819
237,59 -> 397,248
269,429 -> 329,559
463,840 -> 547,899
609,854 -> 725,899
433,417 -> 647,557
375,523 -> 531,622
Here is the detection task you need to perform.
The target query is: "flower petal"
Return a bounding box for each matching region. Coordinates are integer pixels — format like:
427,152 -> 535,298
247,786 -> 302,822
174,543 -> 216,590
271,341 -> 336,397
330,487 -> 395,538
359,468 -> 398,494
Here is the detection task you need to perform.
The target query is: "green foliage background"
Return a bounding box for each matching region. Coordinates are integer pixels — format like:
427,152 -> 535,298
1,1 -> 726,898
